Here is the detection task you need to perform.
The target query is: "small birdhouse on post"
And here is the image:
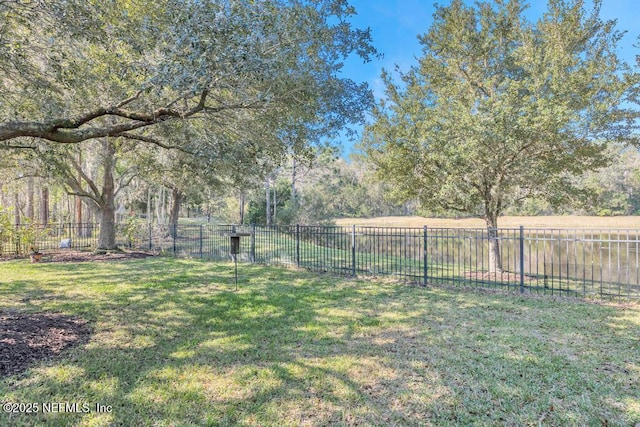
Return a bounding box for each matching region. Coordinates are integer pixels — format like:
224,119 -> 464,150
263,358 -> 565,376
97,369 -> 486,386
230,235 -> 240,255
229,232 -> 251,255
229,231 -> 251,291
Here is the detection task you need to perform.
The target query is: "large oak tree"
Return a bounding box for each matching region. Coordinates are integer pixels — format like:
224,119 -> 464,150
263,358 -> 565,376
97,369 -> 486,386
1,0 -> 377,249
364,0 -> 634,272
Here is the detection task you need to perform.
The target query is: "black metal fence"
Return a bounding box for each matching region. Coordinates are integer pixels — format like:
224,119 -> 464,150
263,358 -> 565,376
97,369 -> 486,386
0,223 -> 99,255
3,222 -> 640,301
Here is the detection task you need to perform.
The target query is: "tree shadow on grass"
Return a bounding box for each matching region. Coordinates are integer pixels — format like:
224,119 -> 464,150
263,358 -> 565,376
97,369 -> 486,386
0,259 -> 639,426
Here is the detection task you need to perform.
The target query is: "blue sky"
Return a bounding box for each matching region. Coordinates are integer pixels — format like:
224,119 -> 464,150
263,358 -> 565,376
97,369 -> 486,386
336,0 -> 640,155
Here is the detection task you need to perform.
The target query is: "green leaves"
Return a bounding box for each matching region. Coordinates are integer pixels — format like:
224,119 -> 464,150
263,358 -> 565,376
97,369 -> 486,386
0,0 -> 376,147
365,0 -> 632,225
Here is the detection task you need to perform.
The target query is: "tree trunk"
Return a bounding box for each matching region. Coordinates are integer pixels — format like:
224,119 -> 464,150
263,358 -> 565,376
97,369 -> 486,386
169,187 -> 183,231
147,186 -> 152,225
13,191 -> 21,225
265,179 -> 271,226
39,186 -> 49,224
155,187 -> 161,224
485,213 -> 502,273
98,199 -> 116,250
66,193 -> 71,222
26,177 -> 34,221
156,186 -> 165,224
97,139 -> 117,250
239,192 -> 245,225
291,158 -> 297,207
58,195 -> 65,223
76,149 -> 84,236
76,196 -> 84,235
272,186 -> 277,225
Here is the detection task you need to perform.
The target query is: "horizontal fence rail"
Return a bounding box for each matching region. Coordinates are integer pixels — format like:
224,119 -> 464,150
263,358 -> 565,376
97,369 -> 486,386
2,222 -> 639,301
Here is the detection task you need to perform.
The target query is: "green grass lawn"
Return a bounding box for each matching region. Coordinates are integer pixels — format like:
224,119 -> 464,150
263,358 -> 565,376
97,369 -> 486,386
1,257 -> 639,426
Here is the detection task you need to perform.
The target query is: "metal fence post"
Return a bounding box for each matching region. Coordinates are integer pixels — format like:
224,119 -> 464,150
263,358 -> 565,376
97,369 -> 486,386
172,222 -> 177,256
199,224 -> 203,258
423,226 -> 428,286
519,225 -> 525,293
231,224 -> 236,262
351,225 -> 356,276
14,224 -> 19,255
296,224 -> 300,267
250,223 -> 256,263
148,223 -> 152,251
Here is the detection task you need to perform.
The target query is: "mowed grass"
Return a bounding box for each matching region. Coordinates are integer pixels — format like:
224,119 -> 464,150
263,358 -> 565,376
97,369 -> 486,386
336,215 -> 640,229
1,258 -> 639,426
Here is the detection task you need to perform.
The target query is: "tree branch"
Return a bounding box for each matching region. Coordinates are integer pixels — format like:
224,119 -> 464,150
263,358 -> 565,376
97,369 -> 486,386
0,142 -> 37,150
118,132 -> 195,154
63,186 -> 101,207
0,89 -> 215,143
115,171 -> 139,198
67,154 -> 102,200
458,65 -> 491,98
438,200 -> 473,214
114,90 -> 144,108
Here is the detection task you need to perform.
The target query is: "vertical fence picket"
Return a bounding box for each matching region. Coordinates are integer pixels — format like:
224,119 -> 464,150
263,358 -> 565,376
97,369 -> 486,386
6,221 -> 640,301
351,225 -> 356,276
519,226 -> 525,294
296,224 -> 300,267
172,223 -> 177,256
250,224 -> 256,263
423,226 -> 428,286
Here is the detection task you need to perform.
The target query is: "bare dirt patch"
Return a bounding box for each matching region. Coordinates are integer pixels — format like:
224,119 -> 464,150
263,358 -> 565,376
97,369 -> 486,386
0,312 -> 91,377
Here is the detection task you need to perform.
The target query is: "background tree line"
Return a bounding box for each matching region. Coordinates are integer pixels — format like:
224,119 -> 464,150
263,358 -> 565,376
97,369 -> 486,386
4,141 -> 640,231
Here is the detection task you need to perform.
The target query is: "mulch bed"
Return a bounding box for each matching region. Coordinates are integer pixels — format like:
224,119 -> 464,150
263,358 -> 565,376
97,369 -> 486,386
0,250 -> 157,263
0,250 -> 156,263
0,250 -> 151,376
0,312 -> 91,378
45,250 -> 155,263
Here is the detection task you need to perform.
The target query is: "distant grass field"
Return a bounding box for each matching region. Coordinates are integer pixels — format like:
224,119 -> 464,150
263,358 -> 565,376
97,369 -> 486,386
1,257 -> 639,426
336,215 -> 640,229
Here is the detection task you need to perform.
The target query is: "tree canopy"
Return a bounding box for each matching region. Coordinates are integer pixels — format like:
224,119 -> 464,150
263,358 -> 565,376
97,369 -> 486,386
365,0 -> 629,268
0,0 -> 376,147
363,0 -> 635,271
